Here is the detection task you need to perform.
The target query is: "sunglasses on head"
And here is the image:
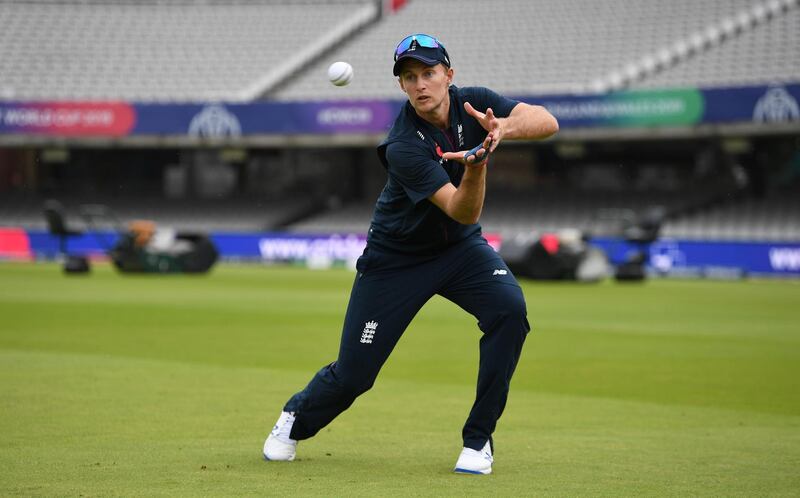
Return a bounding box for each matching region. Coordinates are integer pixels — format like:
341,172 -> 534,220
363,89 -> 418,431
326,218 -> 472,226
394,34 -> 447,60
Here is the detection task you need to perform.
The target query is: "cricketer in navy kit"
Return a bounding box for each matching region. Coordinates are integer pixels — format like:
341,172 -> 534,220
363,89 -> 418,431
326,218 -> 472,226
264,34 -> 559,474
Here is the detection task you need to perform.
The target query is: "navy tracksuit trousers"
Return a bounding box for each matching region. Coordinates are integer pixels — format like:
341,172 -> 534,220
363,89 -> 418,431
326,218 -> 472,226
284,235 -> 530,451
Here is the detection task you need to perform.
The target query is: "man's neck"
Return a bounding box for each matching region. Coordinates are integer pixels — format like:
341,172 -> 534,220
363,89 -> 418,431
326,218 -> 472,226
415,95 -> 451,130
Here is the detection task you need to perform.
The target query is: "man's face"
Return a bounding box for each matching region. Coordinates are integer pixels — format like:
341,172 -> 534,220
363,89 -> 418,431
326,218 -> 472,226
398,60 -> 453,116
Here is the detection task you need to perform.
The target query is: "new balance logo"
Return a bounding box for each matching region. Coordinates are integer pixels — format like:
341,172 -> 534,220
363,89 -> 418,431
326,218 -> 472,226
360,320 -> 378,344
416,130 -> 425,141
493,269 -> 508,276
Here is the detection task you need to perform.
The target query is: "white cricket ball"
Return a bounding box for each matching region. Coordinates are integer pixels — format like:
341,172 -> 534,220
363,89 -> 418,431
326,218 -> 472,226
328,61 -> 354,87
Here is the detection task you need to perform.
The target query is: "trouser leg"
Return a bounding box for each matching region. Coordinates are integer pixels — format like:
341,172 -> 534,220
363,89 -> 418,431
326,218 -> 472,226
439,240 -> 531,451
284,249 -> 434,441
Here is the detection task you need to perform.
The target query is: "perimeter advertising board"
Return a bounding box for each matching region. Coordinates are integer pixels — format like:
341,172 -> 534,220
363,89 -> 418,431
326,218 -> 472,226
1,84 -> 797,138
12,230 -> 800,277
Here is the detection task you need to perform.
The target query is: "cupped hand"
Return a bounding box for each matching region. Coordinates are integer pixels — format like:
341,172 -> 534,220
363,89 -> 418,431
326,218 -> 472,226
441,133 -> 494,166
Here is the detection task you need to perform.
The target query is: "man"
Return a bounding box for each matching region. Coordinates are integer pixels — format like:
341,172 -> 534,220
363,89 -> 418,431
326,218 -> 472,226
264,34 -> 558,474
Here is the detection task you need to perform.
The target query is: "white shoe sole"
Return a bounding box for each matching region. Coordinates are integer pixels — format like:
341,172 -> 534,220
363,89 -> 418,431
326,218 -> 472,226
454,466 -> 492,475
454,441 -> 493,474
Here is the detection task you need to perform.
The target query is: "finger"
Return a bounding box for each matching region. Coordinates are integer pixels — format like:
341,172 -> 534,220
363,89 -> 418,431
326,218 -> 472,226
472,155 -> 490,166
482,134 -> 498,154
485,107 -> 495,120
441,152 -> 463,162
463,101 -> 485,119
486,129 -> 500,153
473,147 -> 489,161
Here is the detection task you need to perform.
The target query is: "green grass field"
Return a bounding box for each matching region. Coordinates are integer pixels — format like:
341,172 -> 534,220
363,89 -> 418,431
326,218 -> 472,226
1,262 -> 798,497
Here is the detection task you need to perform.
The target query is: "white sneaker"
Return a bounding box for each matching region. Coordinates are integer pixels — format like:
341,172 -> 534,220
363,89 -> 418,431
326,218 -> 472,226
453,440 -> 493,475
263,411 -> 297,461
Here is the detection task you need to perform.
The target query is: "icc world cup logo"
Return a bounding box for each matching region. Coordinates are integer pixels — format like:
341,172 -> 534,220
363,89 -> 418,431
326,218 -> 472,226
188,104 -> 242,138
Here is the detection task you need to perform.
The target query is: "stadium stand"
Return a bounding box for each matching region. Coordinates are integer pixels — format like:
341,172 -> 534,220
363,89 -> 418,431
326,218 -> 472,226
288,200 -> 374,234
272,0 -> 799,101
633,4 -> 800,90
0,192 -> 315,232
598,0 -> 800,91
0,0 -> 378,102
285,185 -> 800,242
289,191 -> 661,236
661,191 -> 800,241
1,0 -> 797,101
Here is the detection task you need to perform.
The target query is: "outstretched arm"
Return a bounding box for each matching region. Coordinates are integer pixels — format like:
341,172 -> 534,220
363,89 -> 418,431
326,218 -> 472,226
497,102 -> 559,141
464,102 -> 558,152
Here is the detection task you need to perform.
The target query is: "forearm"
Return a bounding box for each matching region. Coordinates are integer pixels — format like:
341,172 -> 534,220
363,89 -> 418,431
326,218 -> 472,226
444,165 -> 487,225
498,103 -> 559,140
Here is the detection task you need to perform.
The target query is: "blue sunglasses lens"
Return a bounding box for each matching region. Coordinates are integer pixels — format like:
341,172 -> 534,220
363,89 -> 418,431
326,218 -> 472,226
395,34 -> 440,58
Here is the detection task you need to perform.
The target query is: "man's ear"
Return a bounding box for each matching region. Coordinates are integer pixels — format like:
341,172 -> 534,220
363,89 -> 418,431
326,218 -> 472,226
446,67 -> 454,85
398,77 -> 405,92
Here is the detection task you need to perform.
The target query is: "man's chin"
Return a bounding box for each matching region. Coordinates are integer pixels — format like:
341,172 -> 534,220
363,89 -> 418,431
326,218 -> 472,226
413,100 -> 435,113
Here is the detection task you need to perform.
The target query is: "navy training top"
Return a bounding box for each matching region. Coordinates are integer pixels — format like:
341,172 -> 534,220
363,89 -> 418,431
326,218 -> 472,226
371,85 -> 518,254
